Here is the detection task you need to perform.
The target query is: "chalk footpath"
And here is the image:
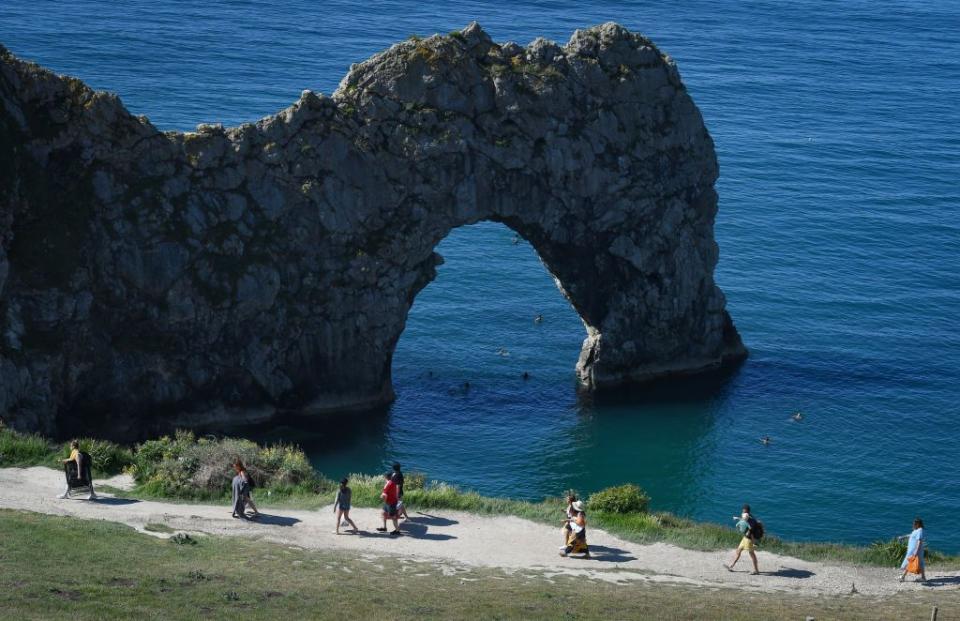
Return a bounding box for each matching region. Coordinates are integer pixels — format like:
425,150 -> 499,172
1,467 -> 954,597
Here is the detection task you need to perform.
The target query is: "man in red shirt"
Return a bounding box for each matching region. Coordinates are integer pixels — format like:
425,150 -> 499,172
377,471 -> 401,535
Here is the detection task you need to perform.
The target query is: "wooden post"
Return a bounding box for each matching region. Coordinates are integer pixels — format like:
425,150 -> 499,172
930,605 -> 938,621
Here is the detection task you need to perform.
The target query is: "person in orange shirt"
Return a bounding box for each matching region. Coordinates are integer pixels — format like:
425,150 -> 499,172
377,471 -> 401,536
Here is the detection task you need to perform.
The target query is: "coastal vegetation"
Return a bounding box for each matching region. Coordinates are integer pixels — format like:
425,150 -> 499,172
3,509 -> 953,621
0,424 -> 954,569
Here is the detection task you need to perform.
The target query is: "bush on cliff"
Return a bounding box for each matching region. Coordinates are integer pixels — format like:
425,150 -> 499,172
866,537 -> 941,565
0,423 -> 133,475
0,424 -> 57,467
65,438 -> 135,474
588,483 -> 650,514
131,430 -> 326,499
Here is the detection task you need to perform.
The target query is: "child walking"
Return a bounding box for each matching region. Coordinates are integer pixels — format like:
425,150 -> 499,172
334,478 -> 359,534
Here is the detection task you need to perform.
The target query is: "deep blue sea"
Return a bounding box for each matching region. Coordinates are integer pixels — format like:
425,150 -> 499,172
3,1 -> 959,551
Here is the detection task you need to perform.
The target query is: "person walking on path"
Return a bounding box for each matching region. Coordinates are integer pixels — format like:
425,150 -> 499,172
377,471 -> 401,535
334,478 -> 358,535
58,440 -> 97,500
231,462 -> 250,520
234,459 -> 260,517
392,462 -> 409,520
724,504 -> 760,575
559,500 -> 589,558
898,517 -> 927,582
561,493 -> 578,544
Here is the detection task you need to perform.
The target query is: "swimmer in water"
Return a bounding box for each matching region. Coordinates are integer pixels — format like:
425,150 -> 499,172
760,436 -> 772,446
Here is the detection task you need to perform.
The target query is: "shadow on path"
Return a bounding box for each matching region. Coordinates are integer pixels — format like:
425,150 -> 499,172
923,576 -> 960,587
410,512 -> 459,527
587,545 -> 637,563
91,497 -> 140,506
400,522 -> 457,541
250,513 -> 300,527
765,567 -> 815,579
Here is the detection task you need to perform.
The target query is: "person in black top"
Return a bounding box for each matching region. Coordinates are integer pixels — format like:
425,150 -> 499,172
392,462 -> 409,520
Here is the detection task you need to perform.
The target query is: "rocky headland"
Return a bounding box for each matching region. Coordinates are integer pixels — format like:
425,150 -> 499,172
0,22 -> 746,438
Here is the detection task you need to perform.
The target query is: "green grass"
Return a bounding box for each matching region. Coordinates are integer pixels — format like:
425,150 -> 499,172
0,427 -> 56,466
0,509 -> 954,621
3,425 -> 958,569
0,425 -> 133,476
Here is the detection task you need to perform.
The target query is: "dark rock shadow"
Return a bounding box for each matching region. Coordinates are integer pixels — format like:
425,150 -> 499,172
764,567 -> 815,579
398,522 -> 457,541
91,497 -> 140,506
248,514 -> 300,527
587,545 -> 637,563
409,512 -> 459,527
581,361 -> 745,410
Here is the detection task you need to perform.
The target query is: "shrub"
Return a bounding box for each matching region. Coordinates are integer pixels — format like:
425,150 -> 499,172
405,471 -> 426,491
131,429 -> 197,481
131,430 -> 323,499
866,538 -> 941,566
868,538 -> 906,565
0,425 -> 57,466
587,484 -> 650,514
69,438 -> 134,475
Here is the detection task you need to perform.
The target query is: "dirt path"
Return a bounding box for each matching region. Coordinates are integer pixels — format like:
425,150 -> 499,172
1,467 -> 954,597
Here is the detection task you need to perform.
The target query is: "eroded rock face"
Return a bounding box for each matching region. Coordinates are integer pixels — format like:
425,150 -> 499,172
0,22 -> 746,438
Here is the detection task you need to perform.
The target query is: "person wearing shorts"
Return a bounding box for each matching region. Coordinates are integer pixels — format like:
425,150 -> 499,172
377,471 -> 400,536
724,504 -> 760,575
334,477 -> 358,535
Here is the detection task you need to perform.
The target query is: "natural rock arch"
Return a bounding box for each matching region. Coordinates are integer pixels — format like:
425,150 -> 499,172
0,23 -> 746,437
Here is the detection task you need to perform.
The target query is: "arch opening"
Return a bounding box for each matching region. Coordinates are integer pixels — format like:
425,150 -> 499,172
390,221 -> 586,395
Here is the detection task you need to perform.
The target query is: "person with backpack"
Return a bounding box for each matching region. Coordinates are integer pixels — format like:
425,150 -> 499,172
724,503 -> 762,575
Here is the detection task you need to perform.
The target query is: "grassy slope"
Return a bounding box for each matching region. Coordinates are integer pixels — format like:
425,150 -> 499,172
0,509 -> 954,621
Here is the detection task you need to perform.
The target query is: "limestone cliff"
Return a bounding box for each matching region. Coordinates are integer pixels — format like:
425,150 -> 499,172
0,22 -> 746,438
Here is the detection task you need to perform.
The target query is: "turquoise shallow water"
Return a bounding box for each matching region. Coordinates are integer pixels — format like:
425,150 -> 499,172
3,1 -> 959,551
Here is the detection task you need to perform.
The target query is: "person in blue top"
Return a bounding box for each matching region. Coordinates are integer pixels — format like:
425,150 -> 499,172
898,517 -> 926,582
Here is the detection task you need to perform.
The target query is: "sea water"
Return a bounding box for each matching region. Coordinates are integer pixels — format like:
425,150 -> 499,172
2,0 -> 958,551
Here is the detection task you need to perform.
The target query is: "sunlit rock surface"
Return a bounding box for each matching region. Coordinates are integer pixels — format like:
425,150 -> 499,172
0,22 -> 745,437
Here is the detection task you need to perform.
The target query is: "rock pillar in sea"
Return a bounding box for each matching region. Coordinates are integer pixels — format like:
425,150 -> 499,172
0,22 -> 746,437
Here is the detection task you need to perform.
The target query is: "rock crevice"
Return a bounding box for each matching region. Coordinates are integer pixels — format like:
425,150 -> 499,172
0,22 -> 746,437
